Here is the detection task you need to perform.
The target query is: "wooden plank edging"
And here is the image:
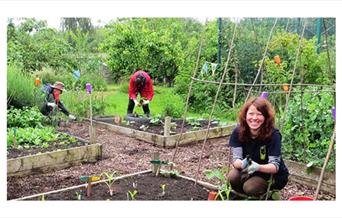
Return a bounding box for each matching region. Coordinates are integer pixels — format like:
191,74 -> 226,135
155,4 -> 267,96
7,143 -> 102,177
285,159 -> 335,193
90,119 -> 236,148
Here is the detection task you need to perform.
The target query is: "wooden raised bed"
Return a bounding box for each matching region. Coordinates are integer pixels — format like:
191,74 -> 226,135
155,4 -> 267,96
89,117 -> 236,148
285,160 -> 335,193
7,136 -> 102,177
13,170 -> 217,201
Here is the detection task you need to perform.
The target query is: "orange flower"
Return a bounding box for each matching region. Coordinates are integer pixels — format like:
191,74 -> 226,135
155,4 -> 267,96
34,77 -> 41,87
274,55 -> 281,65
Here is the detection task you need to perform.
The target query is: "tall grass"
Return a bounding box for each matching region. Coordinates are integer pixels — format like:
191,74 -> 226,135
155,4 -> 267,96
7,64 -> 41,108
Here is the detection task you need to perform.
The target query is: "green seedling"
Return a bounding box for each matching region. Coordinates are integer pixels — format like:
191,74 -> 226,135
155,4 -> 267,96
127,190 -> 138,200
139,124 -> 149,131
75,191 -> 82,200
160,184 -> 167,196
149,115 -> 161,124
160,169 -> 180,178
40,194 -> 46,201
101,171 -> 117,196
170,122 -> 177,130
262,176 -> 281,200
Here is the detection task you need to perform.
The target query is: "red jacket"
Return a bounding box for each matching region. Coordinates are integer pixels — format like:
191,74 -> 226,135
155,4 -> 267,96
128,71 -> 154,101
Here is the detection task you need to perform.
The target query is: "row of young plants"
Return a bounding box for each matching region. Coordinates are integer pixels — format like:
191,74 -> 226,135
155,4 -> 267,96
7,106 -> 77,151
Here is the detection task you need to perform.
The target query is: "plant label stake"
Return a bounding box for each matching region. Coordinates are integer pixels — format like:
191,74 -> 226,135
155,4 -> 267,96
80,175 -> 101,197
151,152 -> 160,176
150,152 -> 173,176
86,83 -> 96,144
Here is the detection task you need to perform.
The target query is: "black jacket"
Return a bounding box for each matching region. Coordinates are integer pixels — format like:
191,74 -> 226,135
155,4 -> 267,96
40,89 -> 70,116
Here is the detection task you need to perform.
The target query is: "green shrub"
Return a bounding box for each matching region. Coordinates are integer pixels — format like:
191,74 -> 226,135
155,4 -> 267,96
160,93 -> 184,118
118,81 -> 129,93
34,66 -> 108,92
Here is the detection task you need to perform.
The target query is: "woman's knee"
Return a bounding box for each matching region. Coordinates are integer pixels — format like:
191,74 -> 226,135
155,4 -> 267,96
243,176 -> 268,197
227,168 -> 241,184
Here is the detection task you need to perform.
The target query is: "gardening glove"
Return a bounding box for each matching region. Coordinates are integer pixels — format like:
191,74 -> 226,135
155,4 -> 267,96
47,102 -> 57,108
247,161 -> 260,175
133,99 -> 140,107
142,99 -> 150,105
241,157 -> 249,169
68,114 -> 76,120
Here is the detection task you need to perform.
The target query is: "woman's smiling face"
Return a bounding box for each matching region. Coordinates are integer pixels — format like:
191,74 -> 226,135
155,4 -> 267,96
246,104 -> 265,132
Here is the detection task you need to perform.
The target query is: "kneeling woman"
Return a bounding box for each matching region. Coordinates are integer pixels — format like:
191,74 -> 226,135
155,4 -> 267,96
228,96 -> 289,198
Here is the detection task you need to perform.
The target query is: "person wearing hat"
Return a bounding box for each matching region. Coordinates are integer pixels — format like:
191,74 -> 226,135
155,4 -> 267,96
127,70 -> 154,117
40,81 -> 76,120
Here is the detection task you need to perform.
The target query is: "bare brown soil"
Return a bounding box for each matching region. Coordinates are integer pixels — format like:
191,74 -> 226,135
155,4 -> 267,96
24,173 -> 210,200
7,121 -> 335,200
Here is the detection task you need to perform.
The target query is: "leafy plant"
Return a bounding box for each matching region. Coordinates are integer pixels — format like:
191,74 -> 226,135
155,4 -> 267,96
7,126 -> 76,150
160,93 -> 184,118
7,106 -> 46,128
160,169 -> 180,178
204,166 -> 231,200
149,114 -> 162,125
282,87 -> 335,170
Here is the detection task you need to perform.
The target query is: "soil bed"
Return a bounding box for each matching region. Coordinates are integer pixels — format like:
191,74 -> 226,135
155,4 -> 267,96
7,136 -> 85,159
95,116 -> 221,135
23,172 -> 210,201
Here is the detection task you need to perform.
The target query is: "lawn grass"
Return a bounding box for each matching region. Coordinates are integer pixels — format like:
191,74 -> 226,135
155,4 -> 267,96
62,83 -> 235,123
103,84 -> 185,116
102,84 -> 234,123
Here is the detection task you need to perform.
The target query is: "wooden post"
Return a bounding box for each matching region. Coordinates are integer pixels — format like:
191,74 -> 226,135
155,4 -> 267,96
89,93 -> 96,144
89,126 -> 96,144
152,152 -> 160,175
164,116 -> 171,137
87,181 -> 92,197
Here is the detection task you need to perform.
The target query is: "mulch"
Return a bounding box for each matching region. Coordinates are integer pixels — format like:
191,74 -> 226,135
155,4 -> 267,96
7,121 -> 335,200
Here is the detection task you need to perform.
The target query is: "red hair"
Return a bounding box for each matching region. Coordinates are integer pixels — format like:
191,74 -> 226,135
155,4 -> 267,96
238,97 -> 275,143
